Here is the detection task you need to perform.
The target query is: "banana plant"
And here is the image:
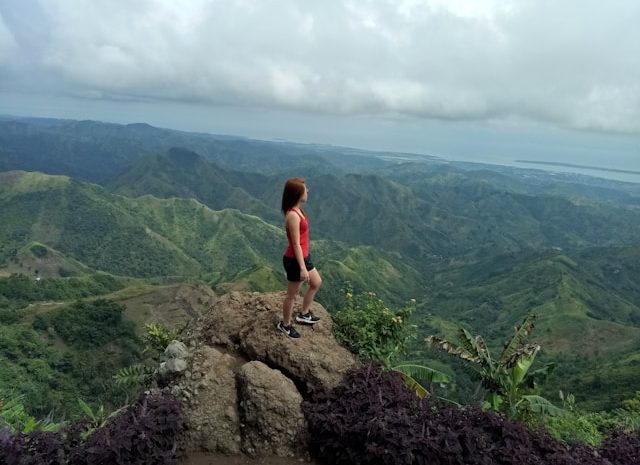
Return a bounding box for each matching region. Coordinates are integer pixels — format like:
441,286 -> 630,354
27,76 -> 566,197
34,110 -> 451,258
426,314 -> 561,419
391,364 -> 452,398
77,398 -> 126,439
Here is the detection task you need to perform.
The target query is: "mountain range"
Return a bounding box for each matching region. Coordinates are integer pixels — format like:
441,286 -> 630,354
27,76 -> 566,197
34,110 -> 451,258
2,116 -> 640,411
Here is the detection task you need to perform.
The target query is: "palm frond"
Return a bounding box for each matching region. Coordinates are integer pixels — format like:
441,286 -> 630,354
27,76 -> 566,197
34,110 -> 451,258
77,398 -> 96,422
393,364 -> 451,385
474,335 -> 493,365
457,328 -> 493,366
506,344 -> 540,386
499,314 -> 536,364
523,362 -> 556,389
398,372 -> 429,398
114,364 -> 154,388
425,335 -> 479,363
504,344 -> 540,369
457,328 -> 483,359
518,395 -> 564,417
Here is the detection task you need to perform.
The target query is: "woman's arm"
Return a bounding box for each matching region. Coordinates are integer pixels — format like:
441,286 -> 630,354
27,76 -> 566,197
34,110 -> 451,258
285,212 -> 309,282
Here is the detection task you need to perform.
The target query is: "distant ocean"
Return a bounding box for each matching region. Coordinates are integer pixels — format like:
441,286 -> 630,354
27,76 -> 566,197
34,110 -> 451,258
441,154 -> 640,184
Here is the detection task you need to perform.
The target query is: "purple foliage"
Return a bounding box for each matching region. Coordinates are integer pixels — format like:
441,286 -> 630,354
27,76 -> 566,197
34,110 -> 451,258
601,430 -> 640,465
0,428 -> 23,465
71,393 -> 184,465
19,431 -> 67,465
0,393 -> 183,465
302,364 -> 618,465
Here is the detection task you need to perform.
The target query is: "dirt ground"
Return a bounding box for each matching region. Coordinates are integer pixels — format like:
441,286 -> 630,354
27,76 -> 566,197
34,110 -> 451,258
180,453 -> 318,465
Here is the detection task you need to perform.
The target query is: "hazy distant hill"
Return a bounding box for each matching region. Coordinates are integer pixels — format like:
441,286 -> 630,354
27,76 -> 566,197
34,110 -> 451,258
0,117 -> 398,182
379,161 -> 640,209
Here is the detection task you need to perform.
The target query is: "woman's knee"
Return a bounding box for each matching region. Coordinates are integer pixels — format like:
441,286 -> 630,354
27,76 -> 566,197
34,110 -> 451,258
310,274 -> 322,290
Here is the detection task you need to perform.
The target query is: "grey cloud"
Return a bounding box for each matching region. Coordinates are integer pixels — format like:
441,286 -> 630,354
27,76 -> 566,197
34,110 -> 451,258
0,11 -> 18,64
0,0 -> 639,134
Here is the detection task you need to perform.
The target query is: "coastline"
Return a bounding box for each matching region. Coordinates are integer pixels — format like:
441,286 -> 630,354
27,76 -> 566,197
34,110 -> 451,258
515,160 -> 640,176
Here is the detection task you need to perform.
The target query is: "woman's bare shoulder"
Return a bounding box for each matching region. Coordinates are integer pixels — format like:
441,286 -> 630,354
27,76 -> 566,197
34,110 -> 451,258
284,210 -> 301,224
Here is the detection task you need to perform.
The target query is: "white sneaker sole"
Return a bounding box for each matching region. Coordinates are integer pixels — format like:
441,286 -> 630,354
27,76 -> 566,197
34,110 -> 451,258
276,322 -> 300,338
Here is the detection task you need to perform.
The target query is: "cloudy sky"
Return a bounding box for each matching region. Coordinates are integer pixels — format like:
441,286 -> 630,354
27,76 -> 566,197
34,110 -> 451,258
0,0 -> 638,172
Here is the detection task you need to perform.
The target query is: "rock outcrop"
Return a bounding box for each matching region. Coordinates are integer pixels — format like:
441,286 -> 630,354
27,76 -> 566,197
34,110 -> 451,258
155,291 -> 357,458
176,345 -> 241,454
238,361 -> 305,457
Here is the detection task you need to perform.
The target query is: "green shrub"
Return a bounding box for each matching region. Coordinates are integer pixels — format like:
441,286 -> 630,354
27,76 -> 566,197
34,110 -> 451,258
115,322 -> 186,390
0,390 -> 60,433
0,308 -> 20,325
333,285 -> 416,365
142,323 -> 184,356
622,391 -> 640,413
543,392 -> 640,446
0,273 -> 124,306
30,244 -> 48,258
544,410 -> 610,446
49,299 -> 137,349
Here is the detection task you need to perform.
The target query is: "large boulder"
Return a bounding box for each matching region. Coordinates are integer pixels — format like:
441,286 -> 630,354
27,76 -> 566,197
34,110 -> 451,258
162,291 -> 358,458
177,345 -> 241,454
193,291 -> 357,393
238,361 -> 306,457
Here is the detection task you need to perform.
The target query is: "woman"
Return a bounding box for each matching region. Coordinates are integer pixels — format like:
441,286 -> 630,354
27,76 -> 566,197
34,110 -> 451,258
278,178 -> 322,339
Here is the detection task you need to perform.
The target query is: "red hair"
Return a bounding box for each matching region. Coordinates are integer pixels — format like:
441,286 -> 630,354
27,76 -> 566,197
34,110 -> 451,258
281,178 -> 306,215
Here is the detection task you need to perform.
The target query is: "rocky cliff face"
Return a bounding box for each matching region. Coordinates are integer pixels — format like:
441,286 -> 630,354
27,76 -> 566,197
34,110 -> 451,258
153,291 -> 357,458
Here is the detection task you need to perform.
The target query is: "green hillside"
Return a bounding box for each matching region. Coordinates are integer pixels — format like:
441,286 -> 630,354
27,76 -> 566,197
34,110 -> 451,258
0,296 -> 142,417
0,170 -> 287,279
294,171 -> 640,267
0,241 -> 94,279
418,248 -> 640,409
0,171 -> 200,276
0,273 -> 216,418
0,171 -> 423,306
4,118 -> 640,417
48,118 -> 640,268
316,243 -> 424,310
108,148 -> 280,224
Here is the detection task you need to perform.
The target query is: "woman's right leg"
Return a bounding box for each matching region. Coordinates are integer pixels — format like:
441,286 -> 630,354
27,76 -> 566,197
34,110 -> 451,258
301,268 -> 322,314
283,280 -> 303,326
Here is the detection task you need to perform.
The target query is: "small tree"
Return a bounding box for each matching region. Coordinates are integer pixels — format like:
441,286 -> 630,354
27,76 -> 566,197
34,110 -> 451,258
142,322 -> 184,356
334,286 -> 450,397
427,314 -> 561,419
333,286 -> 415,365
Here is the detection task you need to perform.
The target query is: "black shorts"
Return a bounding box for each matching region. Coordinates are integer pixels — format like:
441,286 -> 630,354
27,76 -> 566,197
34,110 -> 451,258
283,255 -> 315,282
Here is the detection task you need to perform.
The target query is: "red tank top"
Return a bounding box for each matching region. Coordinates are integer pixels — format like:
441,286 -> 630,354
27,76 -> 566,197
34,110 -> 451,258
284,209 -> 309,258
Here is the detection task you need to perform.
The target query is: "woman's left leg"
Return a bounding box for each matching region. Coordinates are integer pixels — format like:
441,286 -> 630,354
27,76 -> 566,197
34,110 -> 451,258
301,268 -> 322,314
